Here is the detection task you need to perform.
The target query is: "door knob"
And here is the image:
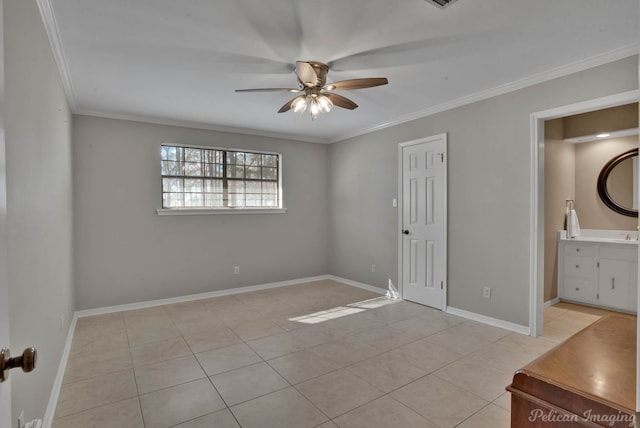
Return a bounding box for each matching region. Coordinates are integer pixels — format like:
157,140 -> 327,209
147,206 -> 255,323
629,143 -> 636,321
402,230 -> 410,235
0,347 -> 37,382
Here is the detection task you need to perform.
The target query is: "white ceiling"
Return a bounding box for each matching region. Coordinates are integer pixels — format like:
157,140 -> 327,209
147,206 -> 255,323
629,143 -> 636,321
46,0 -> 638,143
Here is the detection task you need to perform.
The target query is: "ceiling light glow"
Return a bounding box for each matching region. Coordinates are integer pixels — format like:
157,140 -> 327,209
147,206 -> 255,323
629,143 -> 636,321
294,93 -> 333,120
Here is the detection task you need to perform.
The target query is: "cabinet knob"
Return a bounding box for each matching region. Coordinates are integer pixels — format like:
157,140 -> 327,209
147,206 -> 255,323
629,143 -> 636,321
575,287 -> 580,291
576,248 -> 580,252
575,265 -> 579,268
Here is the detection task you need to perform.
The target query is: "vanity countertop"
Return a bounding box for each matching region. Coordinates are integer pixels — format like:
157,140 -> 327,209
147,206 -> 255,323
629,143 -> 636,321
558,229 -> 639,245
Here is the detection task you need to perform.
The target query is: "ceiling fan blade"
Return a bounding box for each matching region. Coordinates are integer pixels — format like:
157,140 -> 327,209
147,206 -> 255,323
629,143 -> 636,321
325,93 -> 358,110
235,88 -> 301,93
278,95 -> 306,113
324,78 -> 388,91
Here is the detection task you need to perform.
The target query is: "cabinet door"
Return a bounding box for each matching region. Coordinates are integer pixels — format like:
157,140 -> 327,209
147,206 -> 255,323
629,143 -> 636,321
597,259 -> 631,309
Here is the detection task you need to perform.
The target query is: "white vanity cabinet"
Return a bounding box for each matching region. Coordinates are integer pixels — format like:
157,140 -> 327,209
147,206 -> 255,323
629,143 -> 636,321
558,233 -> 638,313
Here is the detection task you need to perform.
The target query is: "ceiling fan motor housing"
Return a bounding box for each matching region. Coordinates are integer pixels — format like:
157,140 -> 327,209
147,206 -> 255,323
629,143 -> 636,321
425,0 -> 459,9
302,61 -> 329,87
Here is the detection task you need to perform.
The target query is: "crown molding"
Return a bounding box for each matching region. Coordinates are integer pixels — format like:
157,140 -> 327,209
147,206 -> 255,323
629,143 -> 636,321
36,0 -> 77,111
37,0 -> 637,146
74,109 -> 332,144
331,44 -> 640,143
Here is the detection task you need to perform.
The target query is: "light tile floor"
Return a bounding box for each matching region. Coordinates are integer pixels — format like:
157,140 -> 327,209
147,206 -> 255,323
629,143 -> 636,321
53,281 -> 619,428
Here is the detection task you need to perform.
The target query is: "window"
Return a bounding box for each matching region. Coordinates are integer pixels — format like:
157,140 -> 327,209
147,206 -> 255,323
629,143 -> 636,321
160,144 -> 282,211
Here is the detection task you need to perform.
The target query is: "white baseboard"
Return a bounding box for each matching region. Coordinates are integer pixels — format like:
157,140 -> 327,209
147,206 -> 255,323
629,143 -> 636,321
325,275 -> 387,295
74,275 -> 387,319
42,313 -> 78,428
445,306 -> 531,336
544,297 -> 560,308
75,275 -> 333,318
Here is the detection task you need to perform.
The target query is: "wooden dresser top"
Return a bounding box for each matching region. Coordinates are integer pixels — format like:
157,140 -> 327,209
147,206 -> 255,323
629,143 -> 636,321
516,315 -> 636,413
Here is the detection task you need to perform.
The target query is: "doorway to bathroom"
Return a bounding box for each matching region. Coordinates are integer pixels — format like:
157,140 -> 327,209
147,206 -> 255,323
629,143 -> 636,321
530,89 -> 639,337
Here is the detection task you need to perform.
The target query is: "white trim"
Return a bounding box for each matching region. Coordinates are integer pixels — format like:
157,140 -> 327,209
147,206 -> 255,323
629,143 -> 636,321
332,46 -> 639,143
73,275 -> 386,319
161,142 -> 284,156
157,208 -> 287,216
529,89 -> 640,338
42,313 -> 77,428
35,0 -> 77,111
76,275 -> 333,317
544,297 -> 561,308
532,90 -> 640,121
397,134 -> 448,310
529,113 -> 543,337
445,306 -> 531,336
325,275 -> 387,295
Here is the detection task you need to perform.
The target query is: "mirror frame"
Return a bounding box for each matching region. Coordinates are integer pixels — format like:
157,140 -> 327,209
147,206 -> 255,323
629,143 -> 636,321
596,148 -> 638,217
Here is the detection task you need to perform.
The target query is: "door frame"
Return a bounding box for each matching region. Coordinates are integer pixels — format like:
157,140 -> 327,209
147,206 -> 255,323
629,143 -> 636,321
529,89 -> 639,338
397,133 -> 448,309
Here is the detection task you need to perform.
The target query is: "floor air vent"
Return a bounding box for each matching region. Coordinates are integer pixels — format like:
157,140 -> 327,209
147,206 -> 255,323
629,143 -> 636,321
425,0 -> 459,9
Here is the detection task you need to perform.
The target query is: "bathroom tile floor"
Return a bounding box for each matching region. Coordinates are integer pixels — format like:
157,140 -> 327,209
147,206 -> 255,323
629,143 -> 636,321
52,280 -> 622,428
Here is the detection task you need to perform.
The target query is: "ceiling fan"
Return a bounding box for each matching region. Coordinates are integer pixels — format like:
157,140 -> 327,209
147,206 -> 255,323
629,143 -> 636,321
235,61 -> 388,118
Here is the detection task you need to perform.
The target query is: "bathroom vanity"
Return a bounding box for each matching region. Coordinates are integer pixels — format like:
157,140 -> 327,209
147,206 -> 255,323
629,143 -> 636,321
557,229 -> 638,313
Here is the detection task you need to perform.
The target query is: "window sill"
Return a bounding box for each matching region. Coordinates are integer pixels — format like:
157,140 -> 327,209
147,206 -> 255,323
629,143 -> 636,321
156,207 -> 287,216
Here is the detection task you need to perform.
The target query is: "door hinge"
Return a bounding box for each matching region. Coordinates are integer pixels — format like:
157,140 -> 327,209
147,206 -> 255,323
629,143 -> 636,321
438,153 -> 445,163
596,293 -> 599,300
597,261 -> 600,268
440,281 -> 443,290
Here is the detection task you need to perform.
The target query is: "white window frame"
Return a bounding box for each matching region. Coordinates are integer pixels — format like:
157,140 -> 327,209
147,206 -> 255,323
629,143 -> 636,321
156,143 -> 286,216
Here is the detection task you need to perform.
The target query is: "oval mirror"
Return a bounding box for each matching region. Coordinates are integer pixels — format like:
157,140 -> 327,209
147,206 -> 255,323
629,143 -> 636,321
597,148 -> 638,217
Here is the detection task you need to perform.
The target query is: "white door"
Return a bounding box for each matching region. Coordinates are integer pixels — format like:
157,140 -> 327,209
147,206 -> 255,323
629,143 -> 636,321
400,134 -> 447,309
0,133 -> 10,428
0,1 -> 11,425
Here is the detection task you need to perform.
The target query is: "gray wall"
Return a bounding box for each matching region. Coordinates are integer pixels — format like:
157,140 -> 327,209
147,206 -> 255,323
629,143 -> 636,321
5,0 -> 74,422
329,56 -> 639,327
73,116 -> 330,310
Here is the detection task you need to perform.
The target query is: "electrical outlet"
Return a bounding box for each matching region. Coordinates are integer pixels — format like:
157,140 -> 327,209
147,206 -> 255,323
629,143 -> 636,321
392,198 -> 398,208
234,266 -> 240,275
371,264 -> 376,273
18,410 -> 24,428
483,287 -> 491,299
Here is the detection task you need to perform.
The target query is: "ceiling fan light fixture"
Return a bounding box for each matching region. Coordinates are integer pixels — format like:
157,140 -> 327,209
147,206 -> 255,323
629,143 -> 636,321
292,96 -> 308,113
317,95 -> 333,113
236,60 -> 386,117
309,101 -> 320,119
